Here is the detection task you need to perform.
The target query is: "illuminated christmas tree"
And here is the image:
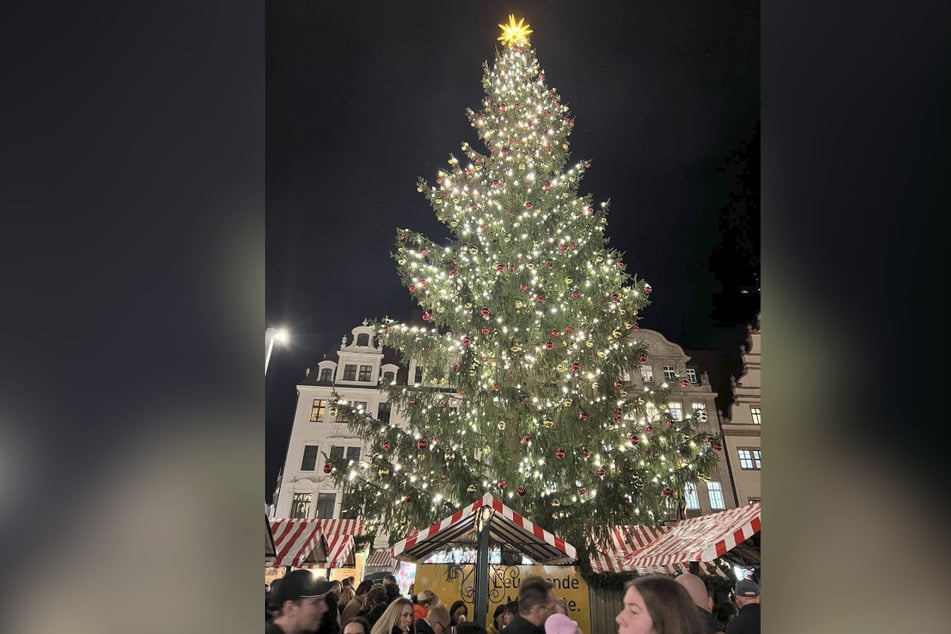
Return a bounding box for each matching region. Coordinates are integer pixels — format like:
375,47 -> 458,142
330,16 -> 720,562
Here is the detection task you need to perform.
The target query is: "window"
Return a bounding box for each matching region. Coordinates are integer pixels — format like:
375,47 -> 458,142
300,445 -> 319,471
356,333 -> 370,346
684,483 -> 700,510
750,407 -> 761,425
685,368 -> 698,384
310,399 -> 327,422
707,482 -> 726,510
383,371 -> 395,384
346,446 -> 361,463
663,365 -> 676,381
358,365 -> 373,381
340,494 -> 359,519
378,401 -> 391,423
667,402 -> 683,421
316,493 -> 337,518
350,401 -> 367,414
639,365 -> 654,382
319,368 -> 333,382
343,365 -> 357,381
414,365 -> 423,383
691,403 -> 708,422
330,445 -> 344,460
738,448 -> 762,470
290,493 -> 312,519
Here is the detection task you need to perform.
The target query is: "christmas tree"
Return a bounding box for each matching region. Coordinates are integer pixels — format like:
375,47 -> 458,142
330,16 -> 720,563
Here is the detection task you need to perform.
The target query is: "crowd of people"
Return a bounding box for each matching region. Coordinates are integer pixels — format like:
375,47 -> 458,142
265,570 -> 760,634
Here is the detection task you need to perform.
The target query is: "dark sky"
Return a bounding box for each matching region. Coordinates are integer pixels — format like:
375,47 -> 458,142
266,0 -> 759,501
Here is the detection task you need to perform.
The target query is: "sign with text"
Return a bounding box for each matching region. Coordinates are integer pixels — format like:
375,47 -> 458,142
413,564 -> 590,634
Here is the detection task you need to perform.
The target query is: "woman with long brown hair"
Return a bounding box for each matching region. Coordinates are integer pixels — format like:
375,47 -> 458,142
615,575 -> 704,634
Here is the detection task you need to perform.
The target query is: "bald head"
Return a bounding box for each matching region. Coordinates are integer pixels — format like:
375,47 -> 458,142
675,573 -> 713,612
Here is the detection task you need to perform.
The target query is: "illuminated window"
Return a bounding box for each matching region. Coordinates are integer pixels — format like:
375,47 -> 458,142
684,483 -> 700,510
750,407 -> 761,425
639,365 -> 654,382
316,493 -> 336,519
667,402 -> 683,421
707,482 -> 726,510
663,365 -> 676,381
685,368 -> 698,384
350,401 -> 367,414
738,448 -> 762,470
358,365 -> 373,381
343,365 -> 357,381
290,493 -> 311,519
319,368 -> 333,382
310,399 -> 327,422
691,403 -> 708,422
300,445 -> 319,471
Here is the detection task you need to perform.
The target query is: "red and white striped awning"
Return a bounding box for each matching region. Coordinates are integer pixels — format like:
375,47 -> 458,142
365,548 -> 398,570
390,493 -> 577,564
269,518 -> 365,569
588,524 -> 726,577
624,502 -> 761,568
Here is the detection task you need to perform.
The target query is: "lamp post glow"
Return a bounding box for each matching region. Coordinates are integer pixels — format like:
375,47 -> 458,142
265,327 -> 289,375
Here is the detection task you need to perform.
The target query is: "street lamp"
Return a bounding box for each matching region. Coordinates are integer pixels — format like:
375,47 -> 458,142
265,327 -> 289,375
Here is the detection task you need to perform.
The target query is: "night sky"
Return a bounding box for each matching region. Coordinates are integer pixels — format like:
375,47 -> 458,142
266,0 -> 759,502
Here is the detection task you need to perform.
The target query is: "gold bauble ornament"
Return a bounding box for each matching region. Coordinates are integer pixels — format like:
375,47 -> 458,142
515,301 -> 524,309
526,262 -> 534,269
467,484 -> 477,495
437,305 -> 445,313
585,340 -> 593,348
497,421 -> 506,430
543,418 -> 554,428
469,247 -> 478,255
565,278 -> 573,285
562,399 -> 572,408
445,451 -> 456,461
465,302 -> 473,309
397,258 -> 407,265
450,220 -> 458,227
551,499 -> 561,507
378,469 -> 388,477
483,446 -> 492,455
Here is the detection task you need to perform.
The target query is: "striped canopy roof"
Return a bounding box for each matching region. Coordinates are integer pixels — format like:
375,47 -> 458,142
269,518 -> 365,568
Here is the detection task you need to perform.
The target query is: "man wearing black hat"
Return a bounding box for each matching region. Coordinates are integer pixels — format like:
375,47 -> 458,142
267,569 -> 335,634
726,580 -> 760,634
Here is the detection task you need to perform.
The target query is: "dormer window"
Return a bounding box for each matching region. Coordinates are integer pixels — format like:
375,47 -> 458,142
319,368 -> 332,382
356,333 -> 370,346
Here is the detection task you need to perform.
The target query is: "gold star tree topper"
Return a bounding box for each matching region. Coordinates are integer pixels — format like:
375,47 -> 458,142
498,15 -> 533,47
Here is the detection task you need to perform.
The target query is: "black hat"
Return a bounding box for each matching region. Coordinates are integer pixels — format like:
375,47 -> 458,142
273,570 -> 335,607
735,579 -> 760,598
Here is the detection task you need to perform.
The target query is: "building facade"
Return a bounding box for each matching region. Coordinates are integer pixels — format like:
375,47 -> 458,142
720,319 -> 761,505
273,324 -> 738,526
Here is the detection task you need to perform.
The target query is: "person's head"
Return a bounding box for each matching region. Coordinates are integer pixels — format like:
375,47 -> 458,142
616,575 -> 704,634
271,570 -> 334,633
544,613 -> 579,634
492,604 -> 507,630
384,574 -> 398,585
516,575 -> 556,626
417,590 -> 440,613
449,600 -> 469,625
426,604 -> 451,634
343,616 -> 373,634
553,597 -> 570,616
329,580 -> 344,597
355,579 -> 374,597
674,573 -> 713,613
365,584 -> 388,609
503,599 -> 518,625
371,597 -> 415,634
733,580 -> 760,609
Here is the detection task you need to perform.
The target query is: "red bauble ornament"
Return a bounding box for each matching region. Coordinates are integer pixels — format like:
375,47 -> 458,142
496,264 -> 504,272
520,284 -> 528,291
493,383 -> 500,391
492,179 -> 500,187
543,182 -> 550,190
508,264 -> 515,272
382,441 -> 391,450
497,480 -> 507,490
645,425 -> 653,434
421,249 -> 428,257
517,486 -> 527,496
571,362 -> 580,372
422,312 -> 431,321
323,463 -> 333,474
481,307 -> 490,316
579,487 -> 586,496
662,487 -> 672,497
586,206 -> 594,214
462,336 -> 471,346
584,161 -> 591,168
550,329 -> 559,337
525,202 -> 533,209
578,411 -> 588,421
629,436 -> 639,445
555,448 -> 566,459
614,407 -> 623,416
643,284 -> 652,294
535,295 -> 544,303
408,285 -> 417,293
610,294 -> 619,302
581,449 -> 590,459
616,261 -> 624,268
398,233 -> 406,241
409,399 -> 417,406
417,439 -> 428,450
572,291 -> 580,298
667,420 -> 675,427
419,279 -> 427,286
481,327 -> 490,336
595,467 -> 606,478
450,269 -> 457,276
639,354 -> 647,363
632,323 -> 639,331
439,401 -> 447,408
545,261 -> 553,269
560,244 -> 568,252
614,381 -> 623,389
565,326 -> 574,334
545,341 -> 553,350
714,443 -> 723,451
523,433 -> 532,443
453,364 -> 461,372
